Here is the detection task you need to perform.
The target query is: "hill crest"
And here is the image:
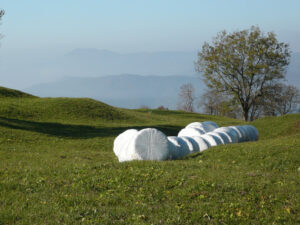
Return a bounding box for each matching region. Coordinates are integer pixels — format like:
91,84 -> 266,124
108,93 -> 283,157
0,86 -> 36,98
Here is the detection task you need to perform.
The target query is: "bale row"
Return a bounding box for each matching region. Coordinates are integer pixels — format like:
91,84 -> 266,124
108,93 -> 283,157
113,121 -> 259,162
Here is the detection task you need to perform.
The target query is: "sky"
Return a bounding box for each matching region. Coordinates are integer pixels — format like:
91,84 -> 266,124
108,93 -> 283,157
1,0 -> 300,53
0,0 -> 300,89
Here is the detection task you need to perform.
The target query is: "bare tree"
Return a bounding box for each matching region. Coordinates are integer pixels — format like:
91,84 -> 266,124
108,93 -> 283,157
177,83 -> 195,112
199,89 -> 240,118
0,10 -> 4,41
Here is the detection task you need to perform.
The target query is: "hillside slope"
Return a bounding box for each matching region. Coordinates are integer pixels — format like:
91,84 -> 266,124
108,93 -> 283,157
0,90 -> 299,224
0,86 -> 36,98
0,97 -> 136,123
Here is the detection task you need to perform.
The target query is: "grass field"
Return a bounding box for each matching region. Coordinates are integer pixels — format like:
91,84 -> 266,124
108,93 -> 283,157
0,87 -> 299,224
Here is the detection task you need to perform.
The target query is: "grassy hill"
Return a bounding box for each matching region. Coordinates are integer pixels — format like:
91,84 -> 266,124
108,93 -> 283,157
0,89 -> 299,224
0,86 -> 36,98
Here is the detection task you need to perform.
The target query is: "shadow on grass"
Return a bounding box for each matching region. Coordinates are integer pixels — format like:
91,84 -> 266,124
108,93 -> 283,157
0,117 -> 181,139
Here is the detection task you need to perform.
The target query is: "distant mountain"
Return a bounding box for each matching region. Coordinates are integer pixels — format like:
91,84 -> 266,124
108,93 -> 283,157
0,48 -> 198,89
60,48 -> 198,77
59,48 -> 300,87
1,48 -> 299,90
18,49 -> 300,110
25,74 -> 204,109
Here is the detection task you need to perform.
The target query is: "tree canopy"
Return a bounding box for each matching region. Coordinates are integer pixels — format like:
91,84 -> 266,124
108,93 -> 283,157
196,26 -> 291,121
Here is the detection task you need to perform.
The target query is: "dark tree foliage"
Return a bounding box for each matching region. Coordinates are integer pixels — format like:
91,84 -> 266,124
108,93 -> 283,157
196,26 -> 291,121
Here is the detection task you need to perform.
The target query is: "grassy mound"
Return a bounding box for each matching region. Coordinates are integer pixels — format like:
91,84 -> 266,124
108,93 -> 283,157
0,89 -> 299,224
0,97 -> 134,123
0,86 -> 36,98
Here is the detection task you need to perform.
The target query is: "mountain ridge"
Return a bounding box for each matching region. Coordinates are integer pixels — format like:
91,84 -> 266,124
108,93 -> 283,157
24,74 -> 204,109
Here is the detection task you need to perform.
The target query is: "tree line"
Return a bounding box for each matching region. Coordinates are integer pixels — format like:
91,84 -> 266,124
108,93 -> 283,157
178,26 -> 300,121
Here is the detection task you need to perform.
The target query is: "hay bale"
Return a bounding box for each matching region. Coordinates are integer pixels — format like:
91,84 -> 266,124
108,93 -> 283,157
113,129 -> 138,162
178,127 -> 205,137
214,127 -> 239,143
113,123 -> 259,162
178,136 -> 200,153
192,136 -> 210,152
244,125 -> 259,141
238,126 -> 251,142
213,131 -> 231,144
201,133 -> 223,146
186,121 -> 218,132
229,126 -> 246,142
167,136 -> 190,159
128,128 -> 170,161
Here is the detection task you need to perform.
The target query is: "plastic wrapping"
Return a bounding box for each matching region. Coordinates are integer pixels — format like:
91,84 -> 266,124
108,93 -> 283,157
244,125 -> 259,141
178,127 -> 205,137
113,129 -> 138,162
192,136 -> 210,152
229,126 -> 245,142
186,121 -> 218,132
178,136 -> 200,153
167,136 -> 190,159
214,127 -> 239,143
213,131 -> 231,144
201,133 -> 223,147
113,122 -> 259,162
130,128 -> 170,161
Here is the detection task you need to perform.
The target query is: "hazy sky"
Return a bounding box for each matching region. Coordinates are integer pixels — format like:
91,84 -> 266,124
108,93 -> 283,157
0,0 -> 300,90
1,0 -> 300,53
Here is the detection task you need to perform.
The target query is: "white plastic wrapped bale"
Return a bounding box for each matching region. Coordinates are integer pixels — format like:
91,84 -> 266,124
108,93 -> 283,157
202,121 -> 219,131
167,136 -> 190,159
213,131 -> 231,144
185,122 -> 206,132
126,128 -> 170,161
244,125 -> 259,141
113,129 -> 138,162
186,121 -> 218,132
200,133 -> 223,147
239,126 -> 251,142
206,131 -> 227,144
214,127 -> 239,143
178,127 -> 205,137
229,126 -> 248,142
178,136 -> 200,153
192,136 -> 210,152
167,136 -> 181,160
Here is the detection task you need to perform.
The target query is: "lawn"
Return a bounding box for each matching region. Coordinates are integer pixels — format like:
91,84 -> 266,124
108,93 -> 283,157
0,89 -> 299,224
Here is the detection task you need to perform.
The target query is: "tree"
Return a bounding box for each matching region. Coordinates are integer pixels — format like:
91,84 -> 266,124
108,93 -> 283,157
0,9 -> 5,37
157,105 -> 169,110
260,83 -> 300,116
0,10 -> 4,57
199,89 -> 240,118
177,83 -> 195,112
196,26 -> 291,121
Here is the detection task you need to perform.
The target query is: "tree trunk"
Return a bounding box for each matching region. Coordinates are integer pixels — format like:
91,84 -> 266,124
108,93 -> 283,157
242,107 -> 249,121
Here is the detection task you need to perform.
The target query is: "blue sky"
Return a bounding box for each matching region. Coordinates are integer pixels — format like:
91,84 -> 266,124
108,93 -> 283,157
1,0 -> 300,52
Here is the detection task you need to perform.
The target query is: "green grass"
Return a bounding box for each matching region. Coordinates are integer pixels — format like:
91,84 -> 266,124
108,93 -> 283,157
0,92 -> 299,224
0,86 -> 36,98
